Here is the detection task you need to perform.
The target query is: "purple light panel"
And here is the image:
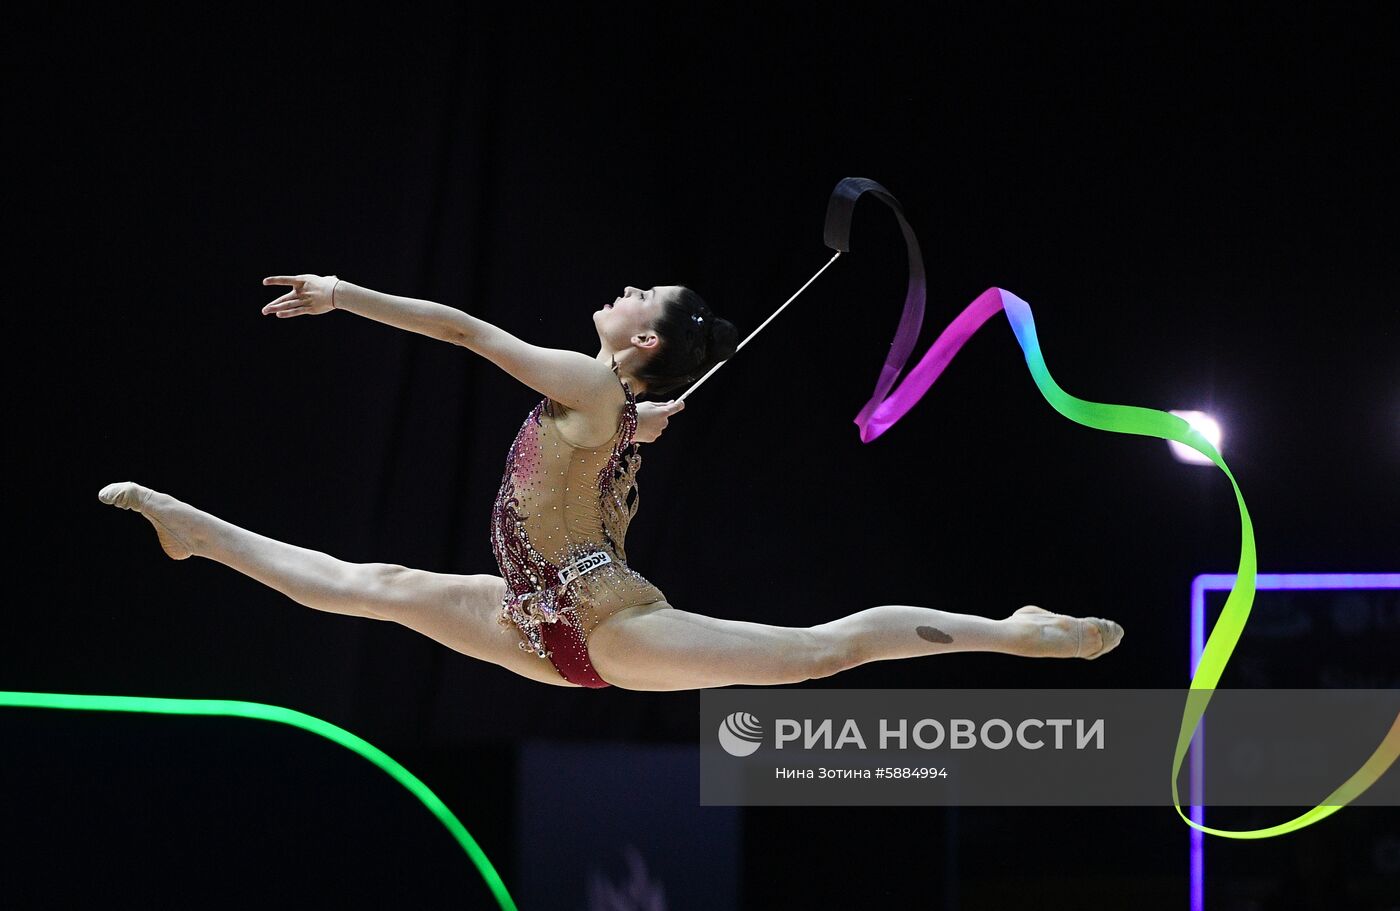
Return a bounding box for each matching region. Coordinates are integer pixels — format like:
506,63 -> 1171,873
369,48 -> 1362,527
1187,573 -> 1400,911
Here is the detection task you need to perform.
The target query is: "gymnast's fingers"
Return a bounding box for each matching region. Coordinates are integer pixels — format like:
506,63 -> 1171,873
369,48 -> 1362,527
262,299 -> 297,315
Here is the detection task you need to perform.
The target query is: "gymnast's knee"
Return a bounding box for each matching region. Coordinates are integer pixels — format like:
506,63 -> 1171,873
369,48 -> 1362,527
357,562 -> 410,592
353,563 -> 435,617
803,627 -> 862,680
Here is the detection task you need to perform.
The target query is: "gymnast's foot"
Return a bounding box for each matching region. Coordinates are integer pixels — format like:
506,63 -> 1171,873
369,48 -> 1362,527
98,482 -> 196,560
1009,605 -> 1124,660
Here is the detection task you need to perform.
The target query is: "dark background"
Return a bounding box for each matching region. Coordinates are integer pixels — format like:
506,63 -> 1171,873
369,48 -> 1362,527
6,3 -> 1398,909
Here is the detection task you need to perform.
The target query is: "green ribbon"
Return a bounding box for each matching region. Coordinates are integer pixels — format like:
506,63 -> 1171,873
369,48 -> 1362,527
997,290 -> 1400,837
0,690 -> 517,907
864,283 -> 1400,838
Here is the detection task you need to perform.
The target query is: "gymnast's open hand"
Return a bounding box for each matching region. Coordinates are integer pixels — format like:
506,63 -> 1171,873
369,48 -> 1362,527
261,274 -> 339,317
634,399 -> 684,444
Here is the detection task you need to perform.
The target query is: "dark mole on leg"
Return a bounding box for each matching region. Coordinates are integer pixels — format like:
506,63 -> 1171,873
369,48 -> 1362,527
916,625 -> 953,644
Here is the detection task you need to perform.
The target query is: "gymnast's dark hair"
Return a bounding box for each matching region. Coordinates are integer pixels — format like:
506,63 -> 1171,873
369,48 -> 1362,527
634,287 -> 739,400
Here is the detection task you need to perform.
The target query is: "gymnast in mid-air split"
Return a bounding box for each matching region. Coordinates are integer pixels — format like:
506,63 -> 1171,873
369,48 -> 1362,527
100,272 -> 1123,691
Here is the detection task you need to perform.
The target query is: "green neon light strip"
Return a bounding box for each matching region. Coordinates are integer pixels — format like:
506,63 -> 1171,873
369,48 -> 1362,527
0,690 -> 517,909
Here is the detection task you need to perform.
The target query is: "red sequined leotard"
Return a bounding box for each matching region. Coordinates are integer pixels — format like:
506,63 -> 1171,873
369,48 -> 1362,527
490,363 -> 667,687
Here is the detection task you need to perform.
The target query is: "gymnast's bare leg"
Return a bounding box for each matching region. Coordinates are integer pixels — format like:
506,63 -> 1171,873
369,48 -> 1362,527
98,481 -> 581,687
586,599 -> 1123,692
100,481 -> 1122,692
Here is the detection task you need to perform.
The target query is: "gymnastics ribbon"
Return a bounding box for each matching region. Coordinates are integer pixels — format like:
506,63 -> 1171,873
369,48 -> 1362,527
823,176 -> 1400,838
0,690 -> 517,909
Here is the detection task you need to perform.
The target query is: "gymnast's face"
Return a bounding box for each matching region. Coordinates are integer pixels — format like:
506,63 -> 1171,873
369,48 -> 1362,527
595,285 -> 676,356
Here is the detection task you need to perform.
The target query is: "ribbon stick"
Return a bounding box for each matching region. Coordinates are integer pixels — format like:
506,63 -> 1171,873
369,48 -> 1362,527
679,178 -> 923,406
678,250 -> 843,402
826,176 -> 1400,838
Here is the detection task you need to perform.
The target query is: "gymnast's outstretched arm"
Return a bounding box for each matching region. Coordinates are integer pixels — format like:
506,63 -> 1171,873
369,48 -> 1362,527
261,274 -> 619,412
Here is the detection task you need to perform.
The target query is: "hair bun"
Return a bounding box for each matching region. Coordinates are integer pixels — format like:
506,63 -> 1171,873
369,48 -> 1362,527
708,316 -> 738,362
634,286 -> 737,399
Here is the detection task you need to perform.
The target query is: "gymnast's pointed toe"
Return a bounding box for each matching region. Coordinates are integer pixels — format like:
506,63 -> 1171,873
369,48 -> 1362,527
1078,618 -> 1124,660
99,482 -> 193,560
99,481 -> 147,510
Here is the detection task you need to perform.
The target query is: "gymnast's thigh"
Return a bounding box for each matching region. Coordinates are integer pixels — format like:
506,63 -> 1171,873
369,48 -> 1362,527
587,602 -> 823,691
381,570 -> 581,688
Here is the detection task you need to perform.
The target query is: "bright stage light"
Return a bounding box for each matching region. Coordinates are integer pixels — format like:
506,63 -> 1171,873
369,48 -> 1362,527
1167,411 -> 1222,465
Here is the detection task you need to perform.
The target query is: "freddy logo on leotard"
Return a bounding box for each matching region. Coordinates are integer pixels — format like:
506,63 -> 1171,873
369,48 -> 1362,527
557,550 -> 613,586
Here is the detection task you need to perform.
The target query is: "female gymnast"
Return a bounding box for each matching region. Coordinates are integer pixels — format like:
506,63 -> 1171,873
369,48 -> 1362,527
99,274 -> 1124,691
